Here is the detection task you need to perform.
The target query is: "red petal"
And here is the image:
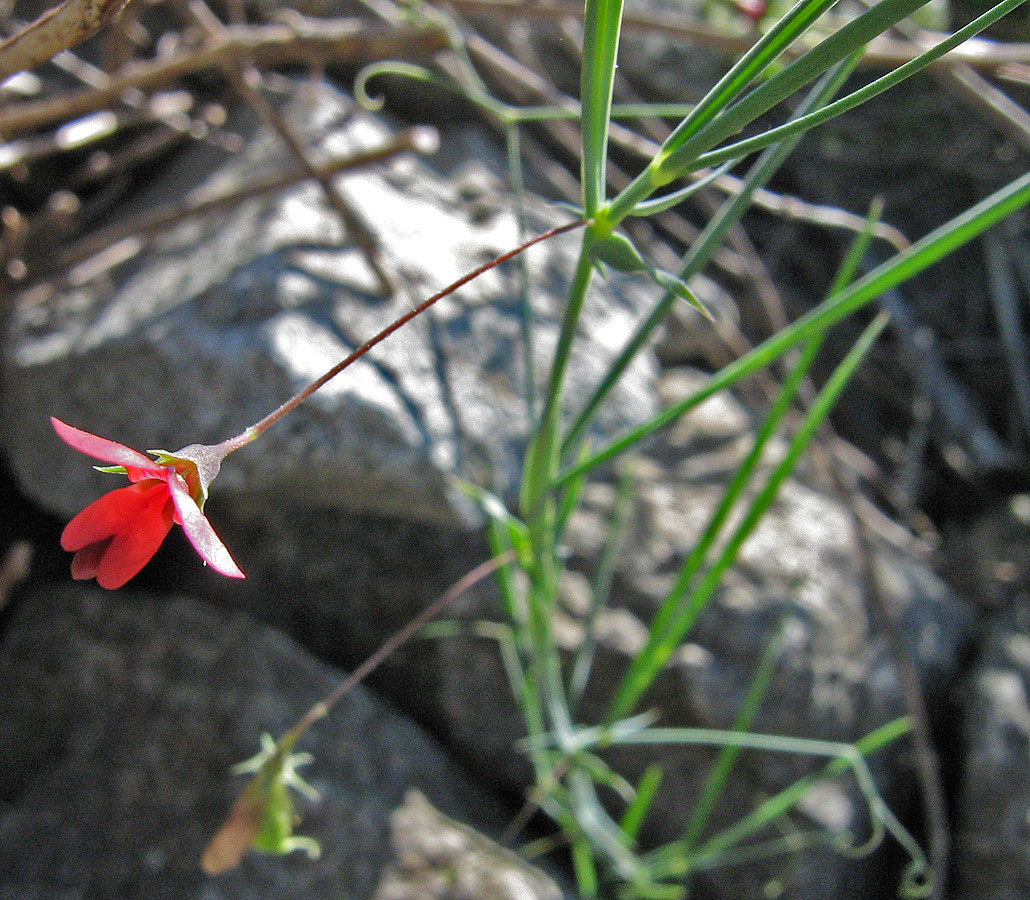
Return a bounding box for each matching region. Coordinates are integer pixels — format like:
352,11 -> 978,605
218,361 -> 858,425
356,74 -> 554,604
166,471 -> 245,579
52,417 -> 155,469
94,490 -> 175,589
61,481 -> 167,551
70,540 -> 110,580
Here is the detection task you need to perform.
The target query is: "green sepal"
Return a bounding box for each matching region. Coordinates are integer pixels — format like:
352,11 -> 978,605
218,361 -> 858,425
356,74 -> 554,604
94,465 -> 128,475
591,232 -> 649,273
149,443 -> 225,509
652,269 -> 714,321
233,732 -> 321,860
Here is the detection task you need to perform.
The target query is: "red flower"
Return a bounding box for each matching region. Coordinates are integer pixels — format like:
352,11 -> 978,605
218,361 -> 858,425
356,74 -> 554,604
52,417 -> 244,589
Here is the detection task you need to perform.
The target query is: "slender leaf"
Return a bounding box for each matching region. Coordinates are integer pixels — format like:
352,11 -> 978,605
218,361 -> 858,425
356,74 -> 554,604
608,313 -> 888,719
689,0 -> 1030,173
581,0 -> 626,214
561,170 -> 1030,483
562,57 -> 858,459
643,0 -> 934,195
603,0 -> 843,224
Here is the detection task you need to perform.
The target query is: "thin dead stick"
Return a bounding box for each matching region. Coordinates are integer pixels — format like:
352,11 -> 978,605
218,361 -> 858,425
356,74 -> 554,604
441,0 -> 1030,72
47,126 -> 434,277
0,0 -> 136,82
0,19 -> 449,140
186,0 -> 395,295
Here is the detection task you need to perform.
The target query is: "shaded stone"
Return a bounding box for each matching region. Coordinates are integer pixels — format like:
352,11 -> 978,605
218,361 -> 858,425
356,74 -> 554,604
0,584 -> 512,900
951,499 -> 1030,900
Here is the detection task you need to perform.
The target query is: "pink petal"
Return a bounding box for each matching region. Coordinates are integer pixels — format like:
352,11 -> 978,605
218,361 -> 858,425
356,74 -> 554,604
52,417 -> 155,470
61,480 -> 167,551
165,471 -> 245,579
94,490 -> 175,589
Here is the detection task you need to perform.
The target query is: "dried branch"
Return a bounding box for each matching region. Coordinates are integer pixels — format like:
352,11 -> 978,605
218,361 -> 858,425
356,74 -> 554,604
35,126 -> 436,283
0,0 -> 137,83
0,18 -> 448,139
442,0 -> 1030,72
186,0 -> 394,294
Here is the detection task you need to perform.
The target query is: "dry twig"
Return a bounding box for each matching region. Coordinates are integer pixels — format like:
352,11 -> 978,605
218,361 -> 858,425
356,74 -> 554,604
0,0 -> 136,82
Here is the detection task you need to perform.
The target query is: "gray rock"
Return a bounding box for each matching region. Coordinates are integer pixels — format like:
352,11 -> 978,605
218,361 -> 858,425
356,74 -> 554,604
0,584 -> 513,900
409,368 -> 972,899
2,78 -> 657,528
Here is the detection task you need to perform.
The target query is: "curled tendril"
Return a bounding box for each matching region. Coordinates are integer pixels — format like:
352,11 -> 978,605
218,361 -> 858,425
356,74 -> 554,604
354,61 -> 449,111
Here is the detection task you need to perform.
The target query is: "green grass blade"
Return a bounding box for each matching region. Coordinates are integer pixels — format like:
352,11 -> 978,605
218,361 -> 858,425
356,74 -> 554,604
636,0 -> 933,200
569,465 -> 636,708
620,764 -> 664,844
581,0 -> 626,214
689,0 -> 1029,173
681,620 -> 788,851
561,57 -> 857,460
605,329 -> 825,721
603,0 -> 842,224
641,717 -> 911,879
607,313 -> 887,719
560,169 -> 1030,484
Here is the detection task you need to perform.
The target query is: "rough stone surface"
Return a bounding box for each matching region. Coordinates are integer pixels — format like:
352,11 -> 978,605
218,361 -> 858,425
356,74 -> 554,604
951,501 -> 1030,900
375,790 -> 563,900
1,79 -> 657,528
407,368 -> 973,900
0,584 -> 514,900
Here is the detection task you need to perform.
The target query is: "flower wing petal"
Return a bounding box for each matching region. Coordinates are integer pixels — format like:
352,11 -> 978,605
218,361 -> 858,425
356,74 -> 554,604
166,472 -> 245,579
95,489 -> 175,589
61,481 -> 164,551
52,417 -> 155,469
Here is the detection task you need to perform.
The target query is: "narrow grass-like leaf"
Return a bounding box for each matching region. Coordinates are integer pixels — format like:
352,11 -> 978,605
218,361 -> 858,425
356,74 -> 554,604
562,58 -> 857,459
569,769 -> 644,878
569,465 -> 635,708
581,0 -> 625,214
620,764 -> 664,844
637,718 -> 913,879
639,0 -> 934,198
608,313 -> 887,719
628,161 -> 737,217
561,170 -> 1030,483
689,0 -> 1029,173
571,830 -> 601,898
602,0 -> 842,224
505,125 -> 538,421
606,328 -> 825,721
681,620 -> 787,851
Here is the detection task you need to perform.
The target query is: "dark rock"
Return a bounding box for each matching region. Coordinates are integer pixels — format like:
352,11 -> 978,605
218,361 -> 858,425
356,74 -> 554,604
0,584 -> 512,900
951,498 -> 1030,900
